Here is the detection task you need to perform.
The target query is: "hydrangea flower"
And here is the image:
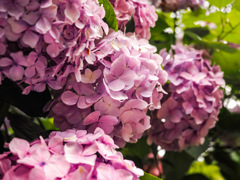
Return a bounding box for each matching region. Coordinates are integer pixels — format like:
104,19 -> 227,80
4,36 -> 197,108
153,0 -> 205,12
110,0 -> 158,39
49,31 -> 167,147
0,0 -> 108,92
0,128 -> 144,180
148,45 -> 225,151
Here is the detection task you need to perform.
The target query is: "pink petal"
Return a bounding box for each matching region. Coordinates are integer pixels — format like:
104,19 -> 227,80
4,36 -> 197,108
9,65 -> 24,81
35,17 -> 51,34
9,138 -> 30,158
77,96 -> 91,109
7,18 -> 27,34
22,30 -> 39,48
0,58 -> 12,67
22,11 -> 39,25
8,4 -> 24,19
108,79 -> 125,91
34,83 -> 46,92
27,52 -> 37,65
170,110 -> 182,123
119,70 -> 136,86
0,43 -> 6,55
61,91 -> 79,106
44,155 -> 70,179
99,115 -> 118,134
46,43 -> 61,58
16,0 -> 29,6
83,111 -> 100,125
122,124 -> 133,142
64,142 -> 83,164
65,4 -> 80,23
48,80 -> 62,90
25,66 -> 35,78
4,25 -> 21,41
29,167 -> 47,180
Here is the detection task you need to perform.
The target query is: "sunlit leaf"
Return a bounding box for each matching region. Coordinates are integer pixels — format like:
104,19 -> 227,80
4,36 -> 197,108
98,0 -> 118,31
140,172 -> 162,180
207,0 -> 234,8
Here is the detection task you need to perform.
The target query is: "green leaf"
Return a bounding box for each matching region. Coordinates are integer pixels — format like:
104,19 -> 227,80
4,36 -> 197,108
185,138 -> 210,159
234,0 -> 240,11
187,161 -> 225,180
183,174 -> 209,180
98,0 -> 118,31
184,31 -> 236,53
126,16 -> 135,33
140,172 -> 162,180
217,107 -> 240,132
211,49 -> 240,84
162,151 -> 195,180
211,148 -> 240,180
150,12 -> 174,51
208,0 -> 234,8
121,136 -> 151,159
8,113 -> 49,141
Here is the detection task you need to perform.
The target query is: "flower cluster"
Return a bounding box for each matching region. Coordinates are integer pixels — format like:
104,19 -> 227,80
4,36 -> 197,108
0,128 -> 144,180
0,0 -> 166,147
110,0 -> 158,39
0,0 -> 108,93
153,0 -> 205,12
148,45 -> 225,151
49,31 -> 168,147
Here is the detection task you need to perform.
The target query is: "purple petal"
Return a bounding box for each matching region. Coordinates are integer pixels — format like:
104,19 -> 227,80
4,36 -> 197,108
35,17 -> 51,34
7,18 -> 27,34
77,96 -> 91,109
46,43 -> 61,58
83,111 -> 100,125
65,4 -> 80,23
25,66 -> 35,78
108,79 -> 125,91
99,115 -> 118,134
16,0 -> 29,6
22,30 -> 39,48
34,83 -> 46,92
9,138 -> 30,158
0,58 -> 12,67
22,11 -> 39,25
9,65 -> 24,81
8,4 -> 24,19
61,91 -> 79,106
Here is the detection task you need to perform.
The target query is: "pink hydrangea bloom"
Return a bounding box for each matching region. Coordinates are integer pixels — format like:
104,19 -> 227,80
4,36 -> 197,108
0,0 -> 108,91
148,45 -> 225,151
49,31 -> 167,147
0,128 -> 144,180
156,0 -> 205,12
110,0 -> 158,39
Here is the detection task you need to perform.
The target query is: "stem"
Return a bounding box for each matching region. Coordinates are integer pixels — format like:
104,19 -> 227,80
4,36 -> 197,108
173,13 -> 177,45
221,22 -> 240,40
3,120 -> 10,142
217,13 -> 226,41
151,144 -> 162,178
36,117 -> 45,130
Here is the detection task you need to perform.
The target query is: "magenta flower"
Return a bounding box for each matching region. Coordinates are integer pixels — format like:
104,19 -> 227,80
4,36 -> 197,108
25,52 -> 47,78
0,0 -> 29,19
0,51 -> 27,81
148,45 -> 225,151
83,111 -> 119,134
1,128 -> 144,179
110,0 -> 158,39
